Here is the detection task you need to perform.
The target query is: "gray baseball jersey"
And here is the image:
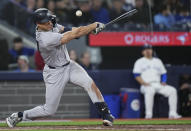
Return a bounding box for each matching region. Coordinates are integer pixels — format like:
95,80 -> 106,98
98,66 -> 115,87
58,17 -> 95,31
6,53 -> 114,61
22,24 -> 103,120
36,24 -> 70,67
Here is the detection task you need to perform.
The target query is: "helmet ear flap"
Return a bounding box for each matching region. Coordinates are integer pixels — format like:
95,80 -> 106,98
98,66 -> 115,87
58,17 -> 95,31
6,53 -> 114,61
32,12 -> 38,24
33,12 -> 47,24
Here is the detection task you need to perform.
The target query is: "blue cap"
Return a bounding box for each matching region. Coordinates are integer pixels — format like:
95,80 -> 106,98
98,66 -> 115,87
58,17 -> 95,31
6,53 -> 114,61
142,44 -> 152,50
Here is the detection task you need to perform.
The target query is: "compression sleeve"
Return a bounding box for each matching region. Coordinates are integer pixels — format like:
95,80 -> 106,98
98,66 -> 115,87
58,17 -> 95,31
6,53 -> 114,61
161,73 -> 167,83
134,73 -> 141,78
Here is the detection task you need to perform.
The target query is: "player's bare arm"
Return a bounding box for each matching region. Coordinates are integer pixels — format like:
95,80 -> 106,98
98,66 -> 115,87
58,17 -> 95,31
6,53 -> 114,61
161,82 -> 167,86
60,22 -> 102,44
135,76 -> 150,86
59,26 -> 77,33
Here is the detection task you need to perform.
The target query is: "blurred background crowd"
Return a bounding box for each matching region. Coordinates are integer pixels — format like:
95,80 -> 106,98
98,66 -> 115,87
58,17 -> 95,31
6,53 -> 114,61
0,0 -> 191,35
0,36 -> 94,72
0,0 -> 190,72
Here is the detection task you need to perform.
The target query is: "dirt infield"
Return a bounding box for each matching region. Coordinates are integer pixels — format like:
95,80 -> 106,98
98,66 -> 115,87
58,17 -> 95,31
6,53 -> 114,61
0,125 -> 191,131
1,118 -> 191,131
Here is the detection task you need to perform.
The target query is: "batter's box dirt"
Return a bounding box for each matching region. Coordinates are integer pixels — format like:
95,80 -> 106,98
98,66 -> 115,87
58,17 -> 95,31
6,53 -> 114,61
0,125 -> 191,131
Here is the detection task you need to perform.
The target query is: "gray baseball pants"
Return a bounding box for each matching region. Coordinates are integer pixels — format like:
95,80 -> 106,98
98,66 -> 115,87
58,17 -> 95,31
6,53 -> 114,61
23,61 -> 103,120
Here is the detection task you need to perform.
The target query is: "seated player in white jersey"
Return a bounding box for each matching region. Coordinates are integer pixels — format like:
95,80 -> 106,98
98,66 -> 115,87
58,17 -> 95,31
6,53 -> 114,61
133,44 -> 181,119
6,8 -> 114,128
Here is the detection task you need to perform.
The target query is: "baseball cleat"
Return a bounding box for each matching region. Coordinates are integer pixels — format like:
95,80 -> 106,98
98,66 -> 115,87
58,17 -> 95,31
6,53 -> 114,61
103,114 -> 114,126
169,114 -> 182,119
145,114 -> 152,119
6,112 -> 22,128
94,102 -> 115,126
169,112 -> 182,119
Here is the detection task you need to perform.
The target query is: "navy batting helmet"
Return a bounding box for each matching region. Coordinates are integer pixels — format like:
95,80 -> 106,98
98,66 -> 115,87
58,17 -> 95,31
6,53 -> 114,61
142,43 -> 153,50
34,8 -> 56,25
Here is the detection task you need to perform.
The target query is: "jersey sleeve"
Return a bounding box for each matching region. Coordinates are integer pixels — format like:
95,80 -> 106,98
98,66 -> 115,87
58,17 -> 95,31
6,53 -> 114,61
133,60 -> 142,74
42,32 -> 63,47
56,24 -> 63,31
56,24 -> 72,33
158,59 -> 167,74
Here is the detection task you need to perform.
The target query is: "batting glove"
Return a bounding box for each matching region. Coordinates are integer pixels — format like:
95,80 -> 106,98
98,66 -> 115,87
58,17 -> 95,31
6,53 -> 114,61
92,22 -> 105,35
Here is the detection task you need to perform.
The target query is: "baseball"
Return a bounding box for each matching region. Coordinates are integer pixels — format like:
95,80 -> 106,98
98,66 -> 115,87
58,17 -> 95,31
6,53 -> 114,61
76,10 -> 82,17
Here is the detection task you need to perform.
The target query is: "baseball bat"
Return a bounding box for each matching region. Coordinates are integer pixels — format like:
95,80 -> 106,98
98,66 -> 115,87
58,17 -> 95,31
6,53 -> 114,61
105,9 -> 138,28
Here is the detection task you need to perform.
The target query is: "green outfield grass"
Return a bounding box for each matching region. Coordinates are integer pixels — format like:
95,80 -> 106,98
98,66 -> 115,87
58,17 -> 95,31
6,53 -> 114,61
0,119 -> 191,127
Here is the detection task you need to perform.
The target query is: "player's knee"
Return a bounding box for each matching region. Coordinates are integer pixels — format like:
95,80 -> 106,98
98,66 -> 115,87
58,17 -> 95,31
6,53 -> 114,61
166,86 -> 177,96
46,109 -> 56,116
44,105 -> 57,116
170,87 -> 177,95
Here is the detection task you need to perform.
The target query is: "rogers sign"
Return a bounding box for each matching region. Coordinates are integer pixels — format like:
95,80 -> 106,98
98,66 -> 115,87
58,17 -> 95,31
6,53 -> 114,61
89,32 -> 191,46
124,33 -> 170,45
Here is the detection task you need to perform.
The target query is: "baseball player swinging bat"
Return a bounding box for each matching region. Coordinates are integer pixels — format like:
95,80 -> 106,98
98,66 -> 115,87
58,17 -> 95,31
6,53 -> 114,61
6,8 -> 113,128
5,8 -> 137,128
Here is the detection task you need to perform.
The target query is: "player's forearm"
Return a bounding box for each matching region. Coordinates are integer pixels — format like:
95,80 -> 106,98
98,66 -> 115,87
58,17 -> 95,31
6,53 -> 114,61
135,76 -> 148,86
74,23 -> 97,38
60,23 -> 97,44
72,27 -> 77,30
59,27 -> 77,34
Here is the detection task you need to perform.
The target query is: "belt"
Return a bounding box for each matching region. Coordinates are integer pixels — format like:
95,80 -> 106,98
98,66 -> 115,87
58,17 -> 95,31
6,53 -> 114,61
48,62 -> 70,69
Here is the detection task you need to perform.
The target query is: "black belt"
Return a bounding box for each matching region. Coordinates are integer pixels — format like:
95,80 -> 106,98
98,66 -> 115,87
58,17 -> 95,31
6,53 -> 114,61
48,62 -> 70,69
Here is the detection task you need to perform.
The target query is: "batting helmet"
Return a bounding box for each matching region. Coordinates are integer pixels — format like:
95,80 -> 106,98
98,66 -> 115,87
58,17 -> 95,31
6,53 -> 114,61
142,43 -> 153,50
33,8 -> 56,25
